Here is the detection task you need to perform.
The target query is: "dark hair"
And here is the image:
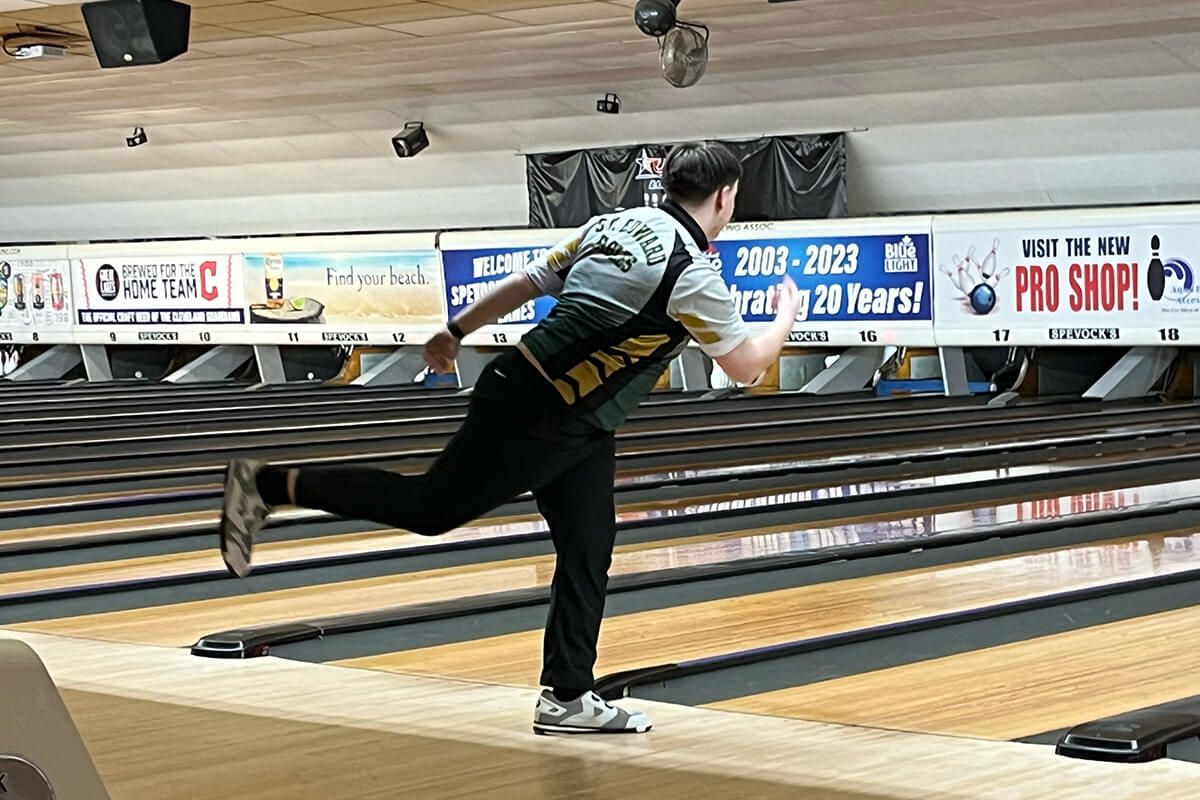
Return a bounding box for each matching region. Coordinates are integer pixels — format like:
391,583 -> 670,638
662,141 -> 742,205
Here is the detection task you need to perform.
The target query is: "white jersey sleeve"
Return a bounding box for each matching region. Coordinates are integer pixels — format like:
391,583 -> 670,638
667,259 -> 751,358
523,224 -> 592,298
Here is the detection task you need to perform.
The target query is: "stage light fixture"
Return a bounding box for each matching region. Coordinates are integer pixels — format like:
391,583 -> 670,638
391,121 -> 429,158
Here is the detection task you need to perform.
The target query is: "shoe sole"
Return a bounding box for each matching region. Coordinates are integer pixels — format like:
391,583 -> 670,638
532,722 -> 652,736
220,459 -> 264,578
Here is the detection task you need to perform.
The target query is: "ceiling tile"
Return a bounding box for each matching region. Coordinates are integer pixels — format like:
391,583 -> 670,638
266,0 -> 414,12
324,4 -> 468,25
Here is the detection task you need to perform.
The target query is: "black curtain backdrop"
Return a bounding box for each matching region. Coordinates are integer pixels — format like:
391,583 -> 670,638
526,133 -> 846,228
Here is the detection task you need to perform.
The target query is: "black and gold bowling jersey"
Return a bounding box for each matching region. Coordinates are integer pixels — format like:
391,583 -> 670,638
520,200 -> 750,431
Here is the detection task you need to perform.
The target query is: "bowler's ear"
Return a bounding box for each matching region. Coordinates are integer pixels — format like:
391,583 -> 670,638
717,183 -> 738,212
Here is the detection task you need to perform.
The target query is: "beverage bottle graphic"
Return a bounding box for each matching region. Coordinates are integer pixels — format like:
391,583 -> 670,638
264,253 -> 285,309
1147,235 -> 1165,301
50,272 -> 64,311
13,273 -> 25,311
32,273 -> 45,311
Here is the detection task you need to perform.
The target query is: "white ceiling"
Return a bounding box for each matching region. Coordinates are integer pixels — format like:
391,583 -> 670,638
3,0 -> 1200,242
4,0 -> 1200,144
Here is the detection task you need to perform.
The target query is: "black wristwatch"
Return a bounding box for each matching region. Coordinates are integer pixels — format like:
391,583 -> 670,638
446,320 -> 465,340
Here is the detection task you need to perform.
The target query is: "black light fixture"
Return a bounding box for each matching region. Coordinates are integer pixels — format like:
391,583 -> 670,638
125,126 -> 148,147
634,0 -> 679,37
596,93 -> 620,114
391,121 -> 428,158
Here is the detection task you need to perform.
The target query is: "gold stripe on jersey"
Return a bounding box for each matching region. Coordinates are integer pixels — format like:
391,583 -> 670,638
614,334 -> 672,359
551,334 -> 673,405
546,237 -> 582,273
591,349 -> 626,379
675,312 -> 721,345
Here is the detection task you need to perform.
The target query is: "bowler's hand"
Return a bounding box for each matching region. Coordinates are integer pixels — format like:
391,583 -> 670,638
771,274 -> 801,320
424,328 -> 460,374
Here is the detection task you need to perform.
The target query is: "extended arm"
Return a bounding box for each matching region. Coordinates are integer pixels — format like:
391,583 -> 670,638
669,264 -> 800,387
424,228 -> 586,374
714,278 -> 799,384
452,273 -> 540,335
424,273 -> 540,373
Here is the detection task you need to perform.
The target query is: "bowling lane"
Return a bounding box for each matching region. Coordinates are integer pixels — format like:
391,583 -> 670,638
319,518 -> 1200,689
704,593 -> 1200,742
0,378 -> 453,409
0,446 -> 1177,596
0,398 -> 1186,494
9,472 -> 1190,652
0,384 -> 1024,434
3,434 -> 1192,573
0,394 -> 1117,454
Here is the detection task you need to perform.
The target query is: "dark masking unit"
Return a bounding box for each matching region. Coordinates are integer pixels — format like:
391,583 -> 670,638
81,0 -> 191,68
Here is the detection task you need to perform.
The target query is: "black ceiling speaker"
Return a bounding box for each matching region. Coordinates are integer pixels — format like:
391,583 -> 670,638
81,0 -> 191,69
634,0 -> 680,37
392,122 -> 429,158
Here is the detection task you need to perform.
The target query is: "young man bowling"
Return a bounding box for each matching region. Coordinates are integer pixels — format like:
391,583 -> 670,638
219,141 -> 802,735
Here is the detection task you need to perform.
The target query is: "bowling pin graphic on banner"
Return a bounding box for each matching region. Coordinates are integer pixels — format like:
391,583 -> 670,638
1147,233 -> 1197,302
940,238 -> 1009,315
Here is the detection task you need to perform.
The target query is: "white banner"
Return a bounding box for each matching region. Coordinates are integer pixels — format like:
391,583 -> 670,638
0,255 -> 73,344
72,253 -> 247,345
933,205 -> 1200,346
240,233 -> 443,347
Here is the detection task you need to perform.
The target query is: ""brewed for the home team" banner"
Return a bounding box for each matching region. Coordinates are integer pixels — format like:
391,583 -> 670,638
73,254 -> 245,345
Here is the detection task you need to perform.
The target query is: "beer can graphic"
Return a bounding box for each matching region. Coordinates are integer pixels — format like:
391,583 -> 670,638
13,273 -> 25,310
264,253 -> 285,309
0,274 -> 8,312
32,273 -> 45,310
51,272 -> 64,310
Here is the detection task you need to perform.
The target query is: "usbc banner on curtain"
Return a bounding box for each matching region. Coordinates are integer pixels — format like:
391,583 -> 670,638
714,218 -> 935,347
526,134 -> 847,228
933,205 -> 1200,346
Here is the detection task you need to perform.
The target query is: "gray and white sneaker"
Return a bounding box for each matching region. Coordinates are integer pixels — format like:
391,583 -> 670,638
532,690 -> 652,735
219,458 -> 271,578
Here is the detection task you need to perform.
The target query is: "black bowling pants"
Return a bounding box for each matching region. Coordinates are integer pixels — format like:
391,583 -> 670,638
291,350 -> 616,692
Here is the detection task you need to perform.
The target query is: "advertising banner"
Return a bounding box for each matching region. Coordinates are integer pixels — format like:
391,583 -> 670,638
0,252 -> 73,344
714,218 -> 935,347
933,205 -> 1200,346
243,242 -> 444,347
439,230 -> 563,345
72,253 -> 246,345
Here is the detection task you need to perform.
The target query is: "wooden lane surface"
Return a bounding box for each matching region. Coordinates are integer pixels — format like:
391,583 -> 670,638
2,401 -> 1188,482
0,395 -> 980,454
63,688 -> 882,800
0,464 -> 1173,600
7,631 -> 1200,800
0,449 -> 1171,552
6,520 -> 928,645
10,482 -> 1176,651
0,422 -> 1137,511
329,526 -> 1200,687
1,407 -> 1187,492
708,550 -> 1200,740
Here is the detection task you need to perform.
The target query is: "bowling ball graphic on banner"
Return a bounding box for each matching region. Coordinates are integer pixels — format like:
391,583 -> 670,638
939,239 -> 1010,315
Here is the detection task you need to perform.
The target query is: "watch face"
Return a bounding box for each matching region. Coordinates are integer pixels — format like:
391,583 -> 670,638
0,755 -> 55,799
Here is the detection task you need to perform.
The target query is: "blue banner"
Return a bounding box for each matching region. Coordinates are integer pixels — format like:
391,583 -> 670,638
710,232 -> 932,323
440,246 -> 557,326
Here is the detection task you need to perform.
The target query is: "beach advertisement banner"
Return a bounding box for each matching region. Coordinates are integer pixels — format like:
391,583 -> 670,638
242,250 -> 445,346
